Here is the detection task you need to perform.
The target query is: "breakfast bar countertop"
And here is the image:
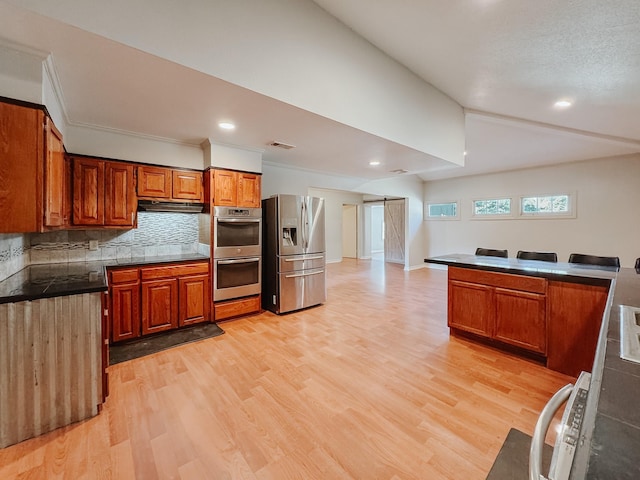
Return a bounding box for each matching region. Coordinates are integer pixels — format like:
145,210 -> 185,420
0,253 -> 210,304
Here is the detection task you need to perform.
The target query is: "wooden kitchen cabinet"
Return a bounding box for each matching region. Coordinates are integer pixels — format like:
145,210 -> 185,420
141,278 -> 179,335
172,170 -> 203,201
138,165 -> 204,202
108,261 -> 210,343
448,280 -> 494,337
73,157 -> 105,225
137,165 -> 171,198
547,281 -> 609,376
212,168 -> 261,207
179,274 -> 210,326
494,288 -> 546,354
71,156 -> 136,227
44,117 -> 66,227
109,268 -> 141,342
447,267 -> 548,355
0,98 -> 67,233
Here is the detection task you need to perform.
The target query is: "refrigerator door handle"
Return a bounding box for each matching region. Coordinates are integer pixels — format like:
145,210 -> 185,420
529,383 -> 574,480
285,270 -> 325,279
284,255 -> 324,262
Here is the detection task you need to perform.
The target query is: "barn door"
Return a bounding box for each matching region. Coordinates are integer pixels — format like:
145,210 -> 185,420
384,199 -> 405,264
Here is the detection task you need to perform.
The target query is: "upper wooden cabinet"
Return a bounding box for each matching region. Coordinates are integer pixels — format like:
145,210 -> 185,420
211,169 -> 261,208
172,170 -> 203,200
137,165 -> 171,198
44,118 -> 66,227
0,99 -> 67,233
138,165 -> 203,202
71,156 -> 136,227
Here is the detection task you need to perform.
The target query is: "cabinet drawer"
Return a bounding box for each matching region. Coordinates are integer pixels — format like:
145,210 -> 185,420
140,262 -> 209,280
448,266 -> 546,294
109,268 -> 139,284
215,295 -> 261,321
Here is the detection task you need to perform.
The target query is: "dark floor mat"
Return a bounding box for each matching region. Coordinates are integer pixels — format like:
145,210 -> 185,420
109,323 -> 225,365
486,428 -> 553,480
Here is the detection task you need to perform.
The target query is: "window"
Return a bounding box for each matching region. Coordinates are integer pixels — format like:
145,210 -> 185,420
521,194 -> 570,215
426,202 -> 458,219
472,198 -> 512,217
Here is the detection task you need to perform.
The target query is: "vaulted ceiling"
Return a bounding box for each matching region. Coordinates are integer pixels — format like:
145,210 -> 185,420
1,0 -> 639,181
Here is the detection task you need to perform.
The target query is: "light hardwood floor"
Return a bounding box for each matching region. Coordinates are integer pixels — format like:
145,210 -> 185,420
0,259 -> 573,479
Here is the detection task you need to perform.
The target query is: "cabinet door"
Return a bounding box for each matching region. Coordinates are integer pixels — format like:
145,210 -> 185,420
141,279 -> 178,335
73,157 -> 105,225
105,162 -> 136,226
137,166 -> 171,198
172,170 -> 203,201
0,102 -> 43,233
179,274 -> 210,326
213,169 -> 237,206
237,172 -> 261,207
448,280 -> 494,337
494,288 -> 546,353
43,117 -> 66,227
547,281 -> 609,376
111,282 -> 141,342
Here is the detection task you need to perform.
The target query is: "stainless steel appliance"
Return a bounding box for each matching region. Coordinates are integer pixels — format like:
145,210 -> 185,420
213,206 -> 262,258
529,371 -> 591,480
213,255 -> 261,301
212,206 -> 262,301
262,194 -> 326,314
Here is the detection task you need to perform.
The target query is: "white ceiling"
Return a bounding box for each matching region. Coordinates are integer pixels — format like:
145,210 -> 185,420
2,0 -> 639,181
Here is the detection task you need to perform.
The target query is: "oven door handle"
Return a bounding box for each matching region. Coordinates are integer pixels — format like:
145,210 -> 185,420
529,383 -> 574,480
217,257 -> 261,265
285,270 -> 324,278
216,218 -> 261,223
284,256 -> 324,262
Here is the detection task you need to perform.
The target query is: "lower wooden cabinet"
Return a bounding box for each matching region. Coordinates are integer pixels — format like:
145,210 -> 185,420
448,267 -> 547,354
141,278 -> 179,335
108,261 -> 210,343
447,266 -> 610,376
215,294 -> 261,321
109,268 -> 140,342
179,275 -> 210,326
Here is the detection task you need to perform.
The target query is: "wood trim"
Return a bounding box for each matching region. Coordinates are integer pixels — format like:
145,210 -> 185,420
214,295 -> 261,321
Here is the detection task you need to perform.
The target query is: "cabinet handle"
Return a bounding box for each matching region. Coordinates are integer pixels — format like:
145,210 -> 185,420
285,270 -> 324,279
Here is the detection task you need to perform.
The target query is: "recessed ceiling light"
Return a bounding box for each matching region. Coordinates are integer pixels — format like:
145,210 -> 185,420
554,100 -> 572,108
463,150 -> 468,156
369,160 -> 381,166
218,122 -> 235,130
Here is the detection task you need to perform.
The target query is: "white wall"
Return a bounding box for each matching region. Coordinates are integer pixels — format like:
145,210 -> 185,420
0,43 -> 42,103
424,154 -> 640,267
203,140 -> 263,173
6,0 -> 464,166
342,204 -> 357,258
264,163 -> 426,269
371,205 -> 384,252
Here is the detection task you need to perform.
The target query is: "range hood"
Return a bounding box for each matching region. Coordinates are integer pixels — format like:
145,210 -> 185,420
137,200 -> 204,213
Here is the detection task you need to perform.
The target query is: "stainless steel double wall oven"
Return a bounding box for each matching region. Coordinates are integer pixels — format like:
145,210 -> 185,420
212,206 -> 262,301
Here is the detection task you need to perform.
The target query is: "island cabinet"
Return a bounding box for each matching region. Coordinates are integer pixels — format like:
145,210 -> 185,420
447,266 -> 609,375
107,261 -> 210,343
137,165 -> 204,202
448,267 -> 547,354
0,99 -> 68,233
71,156 -> 136,227
209,168 -> 261,208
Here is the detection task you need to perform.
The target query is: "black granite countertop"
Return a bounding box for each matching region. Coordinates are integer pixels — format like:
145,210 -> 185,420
0,254 -> 210,304
424,254 -> 640,478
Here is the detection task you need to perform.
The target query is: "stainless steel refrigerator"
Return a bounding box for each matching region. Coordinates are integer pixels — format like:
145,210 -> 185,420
262,194 -> 326,314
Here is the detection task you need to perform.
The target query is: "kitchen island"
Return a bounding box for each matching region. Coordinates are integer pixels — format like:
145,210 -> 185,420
424,254 -> 640,479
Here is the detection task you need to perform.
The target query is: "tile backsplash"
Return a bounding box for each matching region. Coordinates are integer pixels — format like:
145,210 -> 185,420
0,212 -> 208,282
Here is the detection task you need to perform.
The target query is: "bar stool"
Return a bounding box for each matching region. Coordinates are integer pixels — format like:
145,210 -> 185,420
516,250 -> 558,262
475,248 -> 508,258
568,253 -> 620,268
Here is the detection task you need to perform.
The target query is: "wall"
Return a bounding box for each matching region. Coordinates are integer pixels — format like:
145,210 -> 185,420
308,188 -> 364,264
203,140 -> 263,173
423,154 -> 640,267
265,163 -> 426,269
371,205 -> 384,252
